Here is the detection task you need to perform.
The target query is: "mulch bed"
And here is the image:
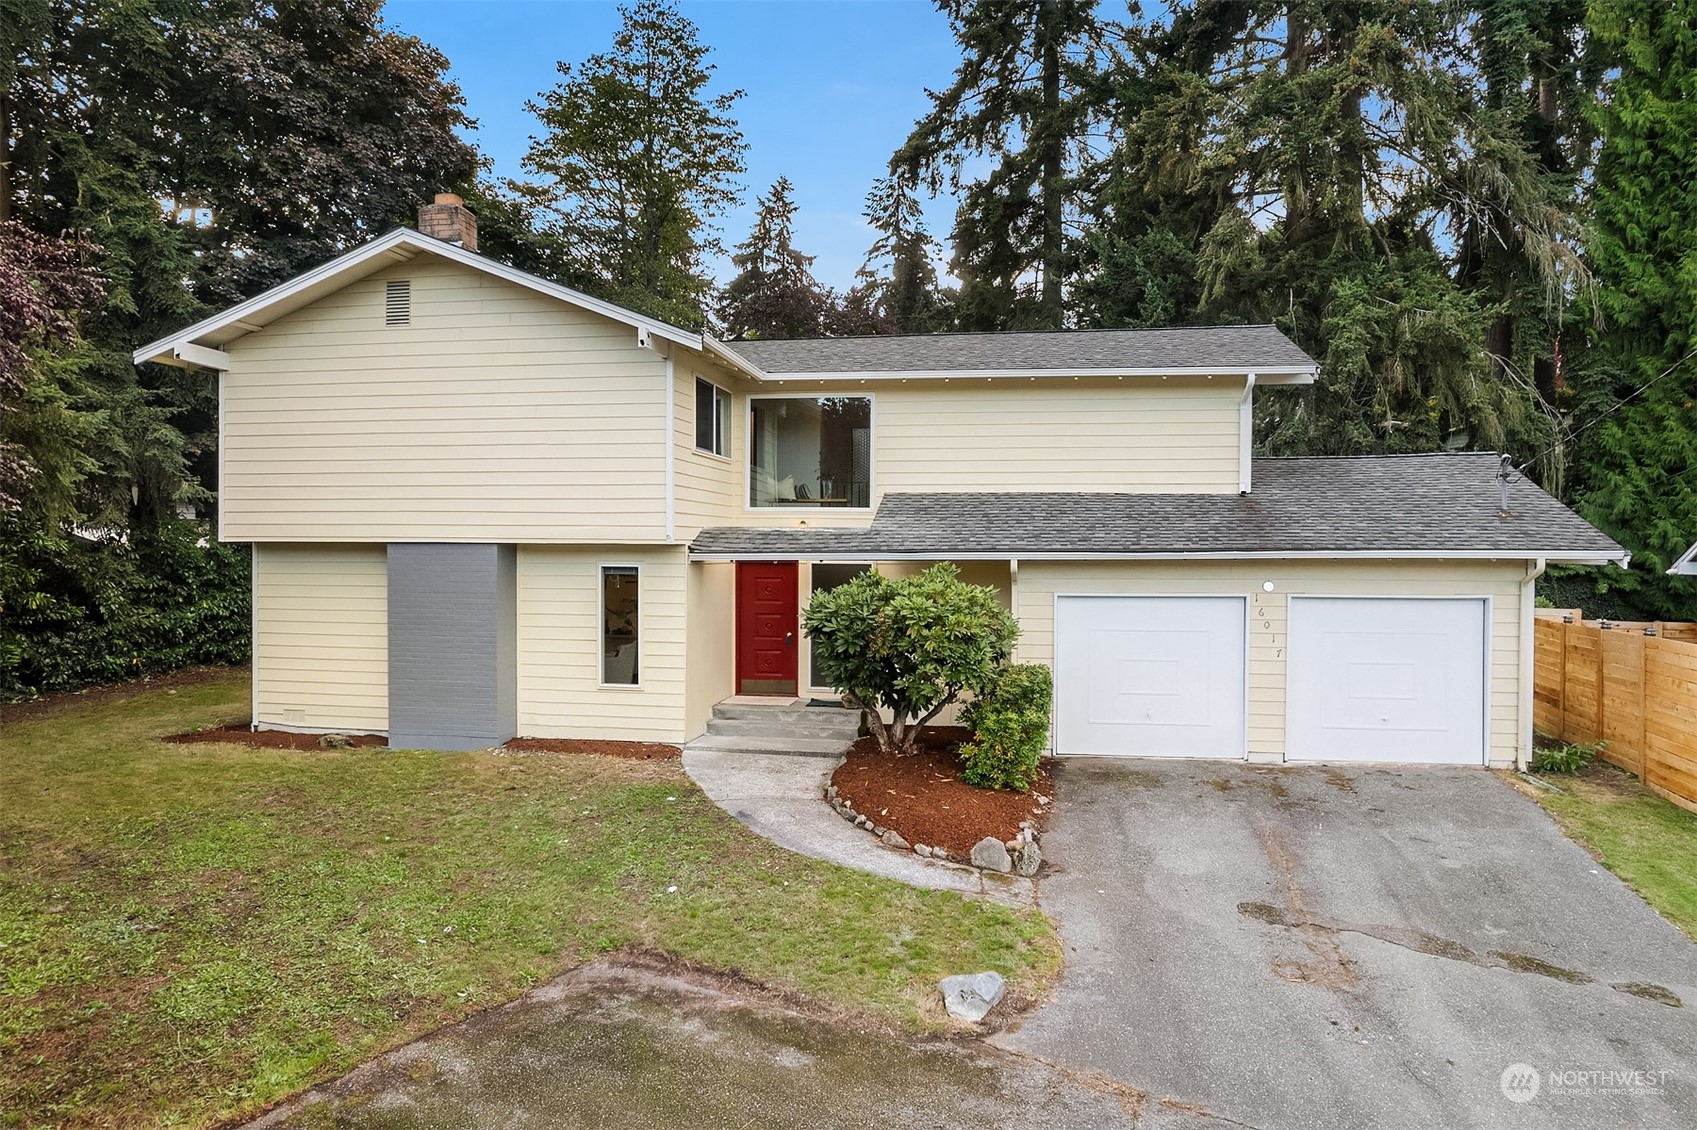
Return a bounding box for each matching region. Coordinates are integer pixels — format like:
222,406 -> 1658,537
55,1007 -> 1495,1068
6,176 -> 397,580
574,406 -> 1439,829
504,737 -> 681,760
830,726 -> 1052,859
164,726 -> 386,750
162,728 -> 680,760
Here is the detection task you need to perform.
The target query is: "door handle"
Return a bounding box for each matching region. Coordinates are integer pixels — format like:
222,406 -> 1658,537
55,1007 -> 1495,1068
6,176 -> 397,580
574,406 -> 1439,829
785,631 -> 795,646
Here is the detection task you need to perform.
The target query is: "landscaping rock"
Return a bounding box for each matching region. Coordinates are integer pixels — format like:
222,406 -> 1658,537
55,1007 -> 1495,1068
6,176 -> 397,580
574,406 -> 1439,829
1012,842 -> 1042,877
913,844 -> 932,858
971,836 -> 1012,873
317,733 -> 355,749
939,971 -> 1006,1023
880,829 -> 910,850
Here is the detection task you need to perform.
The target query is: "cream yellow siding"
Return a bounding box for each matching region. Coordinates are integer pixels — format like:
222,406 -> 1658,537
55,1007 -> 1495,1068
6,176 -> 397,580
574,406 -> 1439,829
682,376 -> 1245,531
254,544 -> 388,732
685,561 -> 736,739
517,546 -> 688,742
222,257 -> 668,543
673,361 -> 742,537
1015,559 -> 1527,767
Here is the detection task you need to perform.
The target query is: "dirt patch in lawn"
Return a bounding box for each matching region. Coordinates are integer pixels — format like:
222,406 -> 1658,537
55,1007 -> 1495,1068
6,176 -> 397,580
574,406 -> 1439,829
165,726 -> 388,750
4,663 -> 249,724
504,737 -> 681,760
830,727 -> 1051,859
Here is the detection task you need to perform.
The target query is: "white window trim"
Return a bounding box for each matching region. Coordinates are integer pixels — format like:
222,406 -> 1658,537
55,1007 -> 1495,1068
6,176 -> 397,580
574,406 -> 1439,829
693,375 -> 733,459
599,563 -> 644,690
803,561 -> 874,695
744,391 -> 877,514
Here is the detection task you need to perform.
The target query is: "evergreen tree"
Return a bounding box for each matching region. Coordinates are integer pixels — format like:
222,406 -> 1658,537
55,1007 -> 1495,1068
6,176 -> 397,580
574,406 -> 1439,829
717,177 -> 831,340
1107,1 -> 1556,458
1570,0 -> 1697,619
836,175 -> 949,335
895,0 -> 1106,329
518,0 -> 746,327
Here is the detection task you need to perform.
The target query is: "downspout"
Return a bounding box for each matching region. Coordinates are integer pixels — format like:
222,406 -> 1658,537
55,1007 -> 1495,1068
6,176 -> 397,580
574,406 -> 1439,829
1519,556 -> 1546,770
663,354 -> 676,544
1239,373 -> 1256,494
639,327 -> 676,545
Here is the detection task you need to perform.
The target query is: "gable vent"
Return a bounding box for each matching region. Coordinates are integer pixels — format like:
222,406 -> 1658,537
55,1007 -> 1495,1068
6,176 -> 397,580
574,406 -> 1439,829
384,280 -> 411,326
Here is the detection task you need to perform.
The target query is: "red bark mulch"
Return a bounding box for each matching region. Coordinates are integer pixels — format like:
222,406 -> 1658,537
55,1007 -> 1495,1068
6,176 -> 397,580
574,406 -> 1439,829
503,737 -> 681,760
830,726 -> 1052,859
163,726 -> 386,750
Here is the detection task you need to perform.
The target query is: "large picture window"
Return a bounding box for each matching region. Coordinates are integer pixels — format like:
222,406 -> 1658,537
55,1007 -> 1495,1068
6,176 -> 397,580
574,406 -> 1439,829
601,566 -> 639,686
748,395 -> 872,508
695,377 -> 730,456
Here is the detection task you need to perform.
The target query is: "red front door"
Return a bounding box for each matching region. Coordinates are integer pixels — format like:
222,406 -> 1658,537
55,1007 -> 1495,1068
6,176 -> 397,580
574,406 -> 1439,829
736,561 -> 799,695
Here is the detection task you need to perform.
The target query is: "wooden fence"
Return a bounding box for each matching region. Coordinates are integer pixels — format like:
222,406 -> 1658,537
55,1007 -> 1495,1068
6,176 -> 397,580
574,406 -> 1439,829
1533,610 -> 1697,814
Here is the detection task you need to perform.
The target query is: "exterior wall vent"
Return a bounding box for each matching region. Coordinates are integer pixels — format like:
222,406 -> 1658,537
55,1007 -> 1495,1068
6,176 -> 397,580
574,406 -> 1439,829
385,280 -> 411,326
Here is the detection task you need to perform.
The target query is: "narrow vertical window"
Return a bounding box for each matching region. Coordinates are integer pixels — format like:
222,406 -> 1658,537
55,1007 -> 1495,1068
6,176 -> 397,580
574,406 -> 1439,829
695,377 -> 729,455
601,566 -> 639,685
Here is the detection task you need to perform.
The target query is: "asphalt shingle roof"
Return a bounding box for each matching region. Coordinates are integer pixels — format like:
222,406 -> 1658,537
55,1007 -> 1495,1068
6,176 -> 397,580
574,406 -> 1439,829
720,325 -> 1316,375
688,453 -> 1625,561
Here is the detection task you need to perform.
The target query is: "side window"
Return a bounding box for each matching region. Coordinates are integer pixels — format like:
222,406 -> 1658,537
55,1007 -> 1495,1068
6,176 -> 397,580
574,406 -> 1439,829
695,377 -> 729,456
601,566 -> 639,686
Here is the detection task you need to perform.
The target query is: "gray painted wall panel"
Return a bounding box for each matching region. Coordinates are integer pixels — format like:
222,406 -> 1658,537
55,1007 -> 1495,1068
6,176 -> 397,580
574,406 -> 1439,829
387,543 -> 517,750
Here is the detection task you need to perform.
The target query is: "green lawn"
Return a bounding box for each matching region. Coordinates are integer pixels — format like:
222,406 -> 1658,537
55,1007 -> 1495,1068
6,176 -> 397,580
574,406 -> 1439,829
0,671 -> 1059,1129
1525,761 -> 1697,941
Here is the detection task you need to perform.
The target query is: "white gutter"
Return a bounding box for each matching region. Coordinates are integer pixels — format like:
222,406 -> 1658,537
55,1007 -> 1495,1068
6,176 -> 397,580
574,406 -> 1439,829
688,548 -> 1632,565
743,365 -> 1318,383
1518,556 -> 1547,770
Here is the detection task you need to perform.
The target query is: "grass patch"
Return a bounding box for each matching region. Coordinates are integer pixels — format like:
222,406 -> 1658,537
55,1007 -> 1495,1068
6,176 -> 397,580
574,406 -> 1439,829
0,673 -> 1059,1128
1526,760 -> 1697,941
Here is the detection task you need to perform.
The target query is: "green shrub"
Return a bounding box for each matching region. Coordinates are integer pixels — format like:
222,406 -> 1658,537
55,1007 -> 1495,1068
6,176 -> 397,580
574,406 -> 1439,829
958,663 -> 1052,792
1,515 -> 251,701
1530,739 -> 1602,775
804,563 -> 1018,755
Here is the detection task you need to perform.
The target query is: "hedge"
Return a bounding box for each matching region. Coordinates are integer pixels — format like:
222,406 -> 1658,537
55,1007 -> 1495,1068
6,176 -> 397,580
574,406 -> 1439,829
1,516 -> 251,701
958,663 -> 1053,792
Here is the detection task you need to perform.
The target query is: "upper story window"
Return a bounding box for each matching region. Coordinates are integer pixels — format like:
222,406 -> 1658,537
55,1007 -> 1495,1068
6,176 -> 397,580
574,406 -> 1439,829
749,395 -> 872,508
695,377 -> 730,456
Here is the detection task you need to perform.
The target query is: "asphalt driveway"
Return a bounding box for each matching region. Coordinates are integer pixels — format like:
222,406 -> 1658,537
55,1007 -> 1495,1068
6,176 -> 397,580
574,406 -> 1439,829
994,759 -> 1697,1130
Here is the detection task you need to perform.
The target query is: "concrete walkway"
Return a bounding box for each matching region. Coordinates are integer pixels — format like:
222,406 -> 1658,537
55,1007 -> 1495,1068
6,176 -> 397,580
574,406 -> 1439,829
681,747 -> 1037,907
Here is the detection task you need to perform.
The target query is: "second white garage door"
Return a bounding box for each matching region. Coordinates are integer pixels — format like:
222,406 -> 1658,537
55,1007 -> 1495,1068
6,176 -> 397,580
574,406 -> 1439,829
1054,595 -> 1246,758
1286,597 -> 1488,765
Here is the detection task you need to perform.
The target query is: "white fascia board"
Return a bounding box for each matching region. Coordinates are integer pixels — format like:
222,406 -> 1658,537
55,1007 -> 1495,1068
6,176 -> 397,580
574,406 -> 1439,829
688,547 -> 1630,565
702,334 -> 767,382
745,365 -> 1318,383
1668,540 -> 1697,575
133,228 -> 704,368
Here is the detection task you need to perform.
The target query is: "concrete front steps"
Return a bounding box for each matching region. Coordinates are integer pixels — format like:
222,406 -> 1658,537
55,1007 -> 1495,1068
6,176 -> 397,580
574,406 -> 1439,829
685,696 -> 863,758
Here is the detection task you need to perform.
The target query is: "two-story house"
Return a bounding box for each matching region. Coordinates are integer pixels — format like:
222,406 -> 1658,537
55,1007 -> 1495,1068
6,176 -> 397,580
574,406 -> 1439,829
136,196 -> 1626,767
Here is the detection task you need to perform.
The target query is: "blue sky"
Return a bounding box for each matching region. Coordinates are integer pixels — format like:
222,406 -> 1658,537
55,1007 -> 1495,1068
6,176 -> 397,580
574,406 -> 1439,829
385,0 -> 964,291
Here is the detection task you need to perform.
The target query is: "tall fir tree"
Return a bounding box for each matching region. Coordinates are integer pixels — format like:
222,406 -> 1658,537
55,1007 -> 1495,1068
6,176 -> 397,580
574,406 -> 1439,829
517,0 -> 746,328
895,0 -> 1106,329
836,175 -> 950,335
716,177 -> 831,340
1569,0 -> 1697,619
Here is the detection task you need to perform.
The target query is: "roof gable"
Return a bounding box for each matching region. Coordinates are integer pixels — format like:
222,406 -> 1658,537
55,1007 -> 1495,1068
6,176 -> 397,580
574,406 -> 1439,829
133,228 -> 706,370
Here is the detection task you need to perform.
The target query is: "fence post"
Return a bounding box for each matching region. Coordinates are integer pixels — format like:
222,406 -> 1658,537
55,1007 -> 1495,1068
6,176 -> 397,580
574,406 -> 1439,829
1557,620 -> 1569,740
1637,634 -> 1649,778
1595,624 -> 1608,745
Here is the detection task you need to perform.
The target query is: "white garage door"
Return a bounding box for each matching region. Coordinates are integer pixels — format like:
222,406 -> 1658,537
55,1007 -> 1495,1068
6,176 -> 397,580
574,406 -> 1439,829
1287,597 -> 1487,765
1054,596 -> 1246,758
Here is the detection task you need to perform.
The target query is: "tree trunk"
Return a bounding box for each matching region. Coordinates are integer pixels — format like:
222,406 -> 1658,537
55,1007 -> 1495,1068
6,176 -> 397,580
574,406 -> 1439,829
1038,0 -> 1064,323
0,92 -> 10,225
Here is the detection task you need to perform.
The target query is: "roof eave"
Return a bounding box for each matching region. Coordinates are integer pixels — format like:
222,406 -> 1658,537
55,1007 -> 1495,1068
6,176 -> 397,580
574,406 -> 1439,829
687,546 -> 1630,564
742,364 -> 1318,383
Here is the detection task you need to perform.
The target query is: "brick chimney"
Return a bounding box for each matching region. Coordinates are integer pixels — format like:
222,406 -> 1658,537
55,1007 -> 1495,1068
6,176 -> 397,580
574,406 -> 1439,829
417,193 -> 477,252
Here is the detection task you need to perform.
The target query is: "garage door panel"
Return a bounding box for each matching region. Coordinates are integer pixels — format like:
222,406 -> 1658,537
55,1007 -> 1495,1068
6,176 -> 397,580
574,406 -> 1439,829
1289,598 -> 1485,764
1057,597 -> 1245,758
